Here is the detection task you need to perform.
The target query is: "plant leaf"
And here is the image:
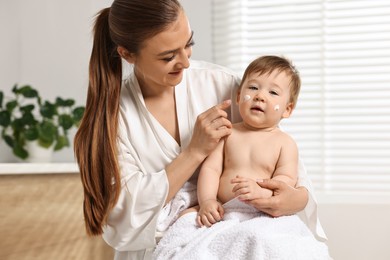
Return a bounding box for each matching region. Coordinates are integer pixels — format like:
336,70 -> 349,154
72,106 -> 85,124
21,112 -> 36,126
3,134 -> 14,148
38,137 -> 54,148
55,97 -> 66,106
6,100 -> 17,112
40,101 -> 56,118
58,114 -> 73,130
54,135 -> 69,151
11,118 -> 25,130
11,84 -> 18,94
64,99 -> 75,107
17,85 -> 39,98
0,110 -> 11,127
13,144 -> 28,159
20,104 -> 35,113
0,91 -> 3,108
38,120 -> 57,143
25,126 -> 39,141
56,97 -> 74,107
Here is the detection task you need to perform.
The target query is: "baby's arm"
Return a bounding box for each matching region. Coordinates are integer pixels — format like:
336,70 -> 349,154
272,134 -> 299,187
231,176 -> 273,200
197,140 -> 225,227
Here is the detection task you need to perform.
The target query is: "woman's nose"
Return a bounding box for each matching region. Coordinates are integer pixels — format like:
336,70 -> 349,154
178,48 -> 191,69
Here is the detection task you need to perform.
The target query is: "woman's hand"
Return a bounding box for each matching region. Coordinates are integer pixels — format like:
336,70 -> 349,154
188,100 -> 232,159
231,175 -> 272,200
244,179 -> 308,217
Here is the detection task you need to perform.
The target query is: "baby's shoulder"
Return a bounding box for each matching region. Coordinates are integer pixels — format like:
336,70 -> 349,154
276,130 -> 298,148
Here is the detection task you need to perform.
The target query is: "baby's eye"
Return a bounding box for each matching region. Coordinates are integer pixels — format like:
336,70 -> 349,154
162,55 -> 175,62
269,90 -> 279,96
248,85 -> 258,90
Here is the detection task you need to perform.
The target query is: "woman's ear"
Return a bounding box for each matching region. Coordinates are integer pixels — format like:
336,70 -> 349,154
117,46 -> 136,63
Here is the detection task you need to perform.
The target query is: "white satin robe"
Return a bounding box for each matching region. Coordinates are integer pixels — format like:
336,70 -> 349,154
102,60 -> 327,260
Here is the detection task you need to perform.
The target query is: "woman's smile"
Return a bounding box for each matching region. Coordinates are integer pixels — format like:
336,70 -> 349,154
169,69 -> 183,77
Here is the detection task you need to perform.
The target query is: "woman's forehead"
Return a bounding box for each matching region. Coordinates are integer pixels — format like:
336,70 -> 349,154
142,11 -> 192,55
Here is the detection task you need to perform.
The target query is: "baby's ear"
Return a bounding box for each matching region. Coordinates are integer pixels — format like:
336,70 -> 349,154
236,89 -> 241,104
282,102 -> 294,118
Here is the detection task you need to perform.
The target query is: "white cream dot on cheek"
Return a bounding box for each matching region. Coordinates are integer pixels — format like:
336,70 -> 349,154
274,104 -> 280,111
244,95 -> 251,101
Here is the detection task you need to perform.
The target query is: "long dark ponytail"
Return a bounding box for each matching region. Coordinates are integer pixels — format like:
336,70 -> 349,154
74,8 -> 122,236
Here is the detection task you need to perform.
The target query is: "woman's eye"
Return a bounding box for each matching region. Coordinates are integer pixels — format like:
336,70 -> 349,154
186,40 -> 195,48
162,55 -> 175,62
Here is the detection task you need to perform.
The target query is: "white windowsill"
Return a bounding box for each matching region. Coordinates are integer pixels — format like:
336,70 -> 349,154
316,191 -> 390,204
0,163 -> 79,175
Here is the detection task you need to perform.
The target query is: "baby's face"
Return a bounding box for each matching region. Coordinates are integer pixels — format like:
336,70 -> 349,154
237,70 -> 294,129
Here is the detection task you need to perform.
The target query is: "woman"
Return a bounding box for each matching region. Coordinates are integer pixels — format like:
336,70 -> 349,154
74,0 -> 326,259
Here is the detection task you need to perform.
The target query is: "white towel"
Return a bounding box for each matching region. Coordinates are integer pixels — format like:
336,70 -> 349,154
156,182 -> 198,232
153,198 -> 331,260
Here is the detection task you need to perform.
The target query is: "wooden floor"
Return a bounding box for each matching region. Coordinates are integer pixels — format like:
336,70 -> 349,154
0,174 -> 114,260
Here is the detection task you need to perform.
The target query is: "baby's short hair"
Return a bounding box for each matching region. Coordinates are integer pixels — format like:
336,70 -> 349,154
240,55 -> 301,108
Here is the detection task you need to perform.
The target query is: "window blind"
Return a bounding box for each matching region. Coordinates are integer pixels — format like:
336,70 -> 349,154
212,0 -> 390,195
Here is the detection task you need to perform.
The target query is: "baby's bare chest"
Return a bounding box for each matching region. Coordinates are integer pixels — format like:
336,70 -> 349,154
224,132 -> 282,172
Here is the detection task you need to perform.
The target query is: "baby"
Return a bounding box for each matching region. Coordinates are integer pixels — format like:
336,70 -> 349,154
197,55 -> 300,226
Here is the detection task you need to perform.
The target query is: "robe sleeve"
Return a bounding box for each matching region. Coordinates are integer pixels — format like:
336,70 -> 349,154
102,116 -> 169,252
296,158 -> 328,241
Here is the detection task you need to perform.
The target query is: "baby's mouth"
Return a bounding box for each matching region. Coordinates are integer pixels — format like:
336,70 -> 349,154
251,105 -> 264,112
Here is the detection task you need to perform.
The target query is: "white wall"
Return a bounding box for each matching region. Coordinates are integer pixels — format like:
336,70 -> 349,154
181,0 -> 213,62
319,201 -> 390,260
0,1 -> 20,162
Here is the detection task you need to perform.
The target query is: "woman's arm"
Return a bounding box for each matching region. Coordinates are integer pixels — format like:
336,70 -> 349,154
165,100 -> 232,203
246,179 -> 308,217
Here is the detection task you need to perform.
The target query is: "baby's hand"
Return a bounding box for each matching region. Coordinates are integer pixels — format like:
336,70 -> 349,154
231,175 -> 273,200
197,199 -> 224,227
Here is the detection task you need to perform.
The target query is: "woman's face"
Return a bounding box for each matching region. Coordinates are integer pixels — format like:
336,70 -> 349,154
128,10 -> 193,97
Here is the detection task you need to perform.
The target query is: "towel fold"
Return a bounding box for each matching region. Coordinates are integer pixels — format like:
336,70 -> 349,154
156,182 -> 198,232
154,197 -> 330,260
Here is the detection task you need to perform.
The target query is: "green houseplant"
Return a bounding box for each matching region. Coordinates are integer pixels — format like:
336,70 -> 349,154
0,84 -> 85,160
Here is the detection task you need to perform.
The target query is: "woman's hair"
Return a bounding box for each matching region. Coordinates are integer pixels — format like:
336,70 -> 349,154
74,0 -> 182,236
240,55 -> 301,108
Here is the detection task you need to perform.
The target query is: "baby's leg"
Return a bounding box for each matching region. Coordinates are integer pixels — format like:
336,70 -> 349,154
178,205 -> 199,218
